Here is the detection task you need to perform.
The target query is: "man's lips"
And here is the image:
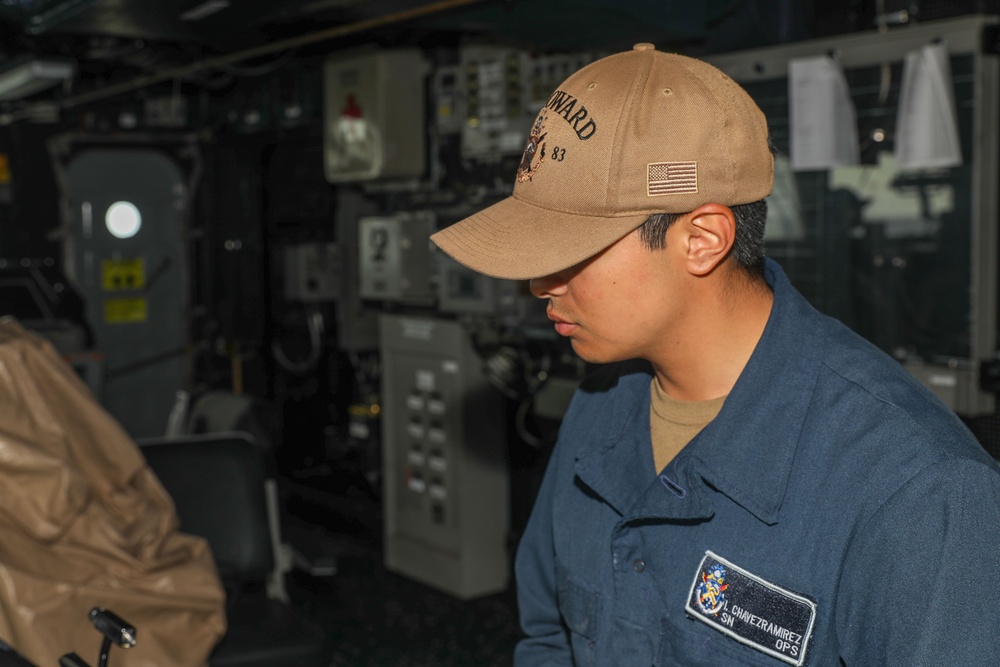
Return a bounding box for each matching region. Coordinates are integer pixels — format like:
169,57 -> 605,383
548,312 -> 579,336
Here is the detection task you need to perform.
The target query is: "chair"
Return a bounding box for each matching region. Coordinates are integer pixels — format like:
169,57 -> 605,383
139,433 -> 331,667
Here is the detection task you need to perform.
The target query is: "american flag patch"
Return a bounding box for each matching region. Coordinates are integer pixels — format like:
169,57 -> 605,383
647,161 -> 698,196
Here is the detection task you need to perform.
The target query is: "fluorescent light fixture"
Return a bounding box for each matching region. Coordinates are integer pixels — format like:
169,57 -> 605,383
0,58 -> 75,101
180,0 -> 231,21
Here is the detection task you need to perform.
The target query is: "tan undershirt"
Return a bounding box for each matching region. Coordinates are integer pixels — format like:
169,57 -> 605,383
650,378 -> 727,473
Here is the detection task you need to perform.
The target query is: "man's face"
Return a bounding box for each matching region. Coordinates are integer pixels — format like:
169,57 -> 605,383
529,226 -> 686,365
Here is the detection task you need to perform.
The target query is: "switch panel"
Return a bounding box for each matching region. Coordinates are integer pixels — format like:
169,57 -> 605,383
358,211 -> 435,304
380,315 -> 509,599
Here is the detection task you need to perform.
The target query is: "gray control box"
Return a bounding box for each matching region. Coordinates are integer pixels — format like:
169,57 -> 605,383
380,314 -> 509,599
358,211 -> 436,304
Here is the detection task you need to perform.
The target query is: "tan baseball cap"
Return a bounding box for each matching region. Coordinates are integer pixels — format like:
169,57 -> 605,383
430,43 -> 774,280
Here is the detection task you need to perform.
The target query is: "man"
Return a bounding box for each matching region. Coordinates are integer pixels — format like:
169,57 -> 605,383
431,44 -> 1000,665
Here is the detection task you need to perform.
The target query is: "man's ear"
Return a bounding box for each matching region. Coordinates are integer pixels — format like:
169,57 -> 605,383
680,203 -> 736,276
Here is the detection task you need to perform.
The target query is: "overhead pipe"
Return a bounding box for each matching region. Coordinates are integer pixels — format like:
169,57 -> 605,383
1,0 -> 487,124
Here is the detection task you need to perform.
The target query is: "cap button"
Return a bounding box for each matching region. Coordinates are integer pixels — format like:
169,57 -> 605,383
633,43 -> 655,52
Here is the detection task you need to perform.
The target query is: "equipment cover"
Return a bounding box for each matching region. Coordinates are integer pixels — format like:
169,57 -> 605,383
0,318 -> 226,666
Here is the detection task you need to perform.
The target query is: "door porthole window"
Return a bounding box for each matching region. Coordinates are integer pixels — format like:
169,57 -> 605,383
106,201 -> 142,239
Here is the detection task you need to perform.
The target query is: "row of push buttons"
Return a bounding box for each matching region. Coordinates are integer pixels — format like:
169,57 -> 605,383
404,386 -> 449,524
405,470 -> 447,500
406,392 -> 447,415
406,445 -> 448,472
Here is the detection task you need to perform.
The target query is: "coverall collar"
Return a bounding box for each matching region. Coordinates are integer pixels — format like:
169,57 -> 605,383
574,259 -> 823,526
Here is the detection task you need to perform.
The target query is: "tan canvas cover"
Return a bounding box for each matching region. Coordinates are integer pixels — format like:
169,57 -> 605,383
0,318 -> 226,666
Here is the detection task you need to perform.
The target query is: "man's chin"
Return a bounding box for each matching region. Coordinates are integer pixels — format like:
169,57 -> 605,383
570,341 -> 629,366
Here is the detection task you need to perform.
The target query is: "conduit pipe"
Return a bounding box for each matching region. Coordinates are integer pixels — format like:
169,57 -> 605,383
1,0 -> 487,124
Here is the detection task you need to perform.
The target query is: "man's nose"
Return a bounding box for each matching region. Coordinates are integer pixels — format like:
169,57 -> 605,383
529,272 -> 569,298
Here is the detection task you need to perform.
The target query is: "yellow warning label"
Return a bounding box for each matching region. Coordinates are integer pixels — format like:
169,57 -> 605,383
104,298 -> 147,324
0,154 -> 9,184
101,258 -> 145,291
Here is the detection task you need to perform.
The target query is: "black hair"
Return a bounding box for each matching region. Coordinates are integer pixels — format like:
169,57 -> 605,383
638,199 -> 768,277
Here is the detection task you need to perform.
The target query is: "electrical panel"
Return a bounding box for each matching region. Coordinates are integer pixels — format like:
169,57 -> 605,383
460,46 -> 530,158
322,49 -> 428,182
459,46 -> 596,160
358,211 -> 436,304
380,314 -> 509,599
706,14 -> 999,415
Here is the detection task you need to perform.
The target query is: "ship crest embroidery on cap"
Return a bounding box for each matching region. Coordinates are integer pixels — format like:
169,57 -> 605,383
517,114 -> 548,183
648,161 -> 698,196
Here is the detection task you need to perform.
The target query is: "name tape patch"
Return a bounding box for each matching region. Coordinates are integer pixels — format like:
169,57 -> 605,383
685,551 -> 816,666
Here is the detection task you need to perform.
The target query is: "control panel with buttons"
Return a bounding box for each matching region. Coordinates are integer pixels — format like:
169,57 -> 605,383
380,314 -> 509,600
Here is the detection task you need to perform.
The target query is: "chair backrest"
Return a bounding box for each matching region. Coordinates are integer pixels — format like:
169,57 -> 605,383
139,433 -> 274,582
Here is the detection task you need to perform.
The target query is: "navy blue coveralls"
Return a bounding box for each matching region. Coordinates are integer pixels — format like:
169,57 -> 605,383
514,259 -> 1000,666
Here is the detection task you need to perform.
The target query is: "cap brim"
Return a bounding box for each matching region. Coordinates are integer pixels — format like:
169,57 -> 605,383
430,195 -> 649,280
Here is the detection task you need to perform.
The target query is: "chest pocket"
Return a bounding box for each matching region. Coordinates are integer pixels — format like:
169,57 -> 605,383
556,559 -> 601,665
658,615 -> 794,667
